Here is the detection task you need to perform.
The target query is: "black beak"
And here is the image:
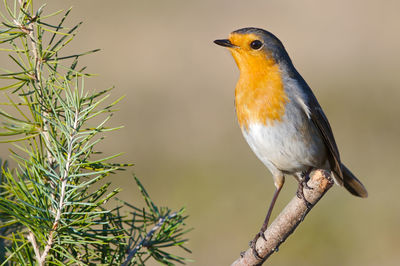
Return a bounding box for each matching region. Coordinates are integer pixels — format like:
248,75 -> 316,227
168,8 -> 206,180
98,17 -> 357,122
214,39 -> 236,48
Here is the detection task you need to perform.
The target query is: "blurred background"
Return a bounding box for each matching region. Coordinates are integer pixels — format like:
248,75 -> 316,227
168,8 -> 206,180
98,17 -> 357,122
2,0 -> 400,265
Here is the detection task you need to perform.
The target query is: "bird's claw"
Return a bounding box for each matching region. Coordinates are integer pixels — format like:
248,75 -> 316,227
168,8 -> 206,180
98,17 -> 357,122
249,231 -> 266,260
296,182 -> 313,210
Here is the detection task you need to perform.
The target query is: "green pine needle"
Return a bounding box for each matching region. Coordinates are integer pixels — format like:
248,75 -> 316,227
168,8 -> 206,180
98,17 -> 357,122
0,1 -> 190,265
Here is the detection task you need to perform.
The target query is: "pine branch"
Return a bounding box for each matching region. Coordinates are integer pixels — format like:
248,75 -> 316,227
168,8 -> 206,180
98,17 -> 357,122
122,212 -> 177,266
231,170 -> 334,265
27,231 -> 41,264
15,2 -> 71,264
119,177 -> 191,265
36,108 -> 78,265
22,1 -> 56,170
0,1 -> 191,264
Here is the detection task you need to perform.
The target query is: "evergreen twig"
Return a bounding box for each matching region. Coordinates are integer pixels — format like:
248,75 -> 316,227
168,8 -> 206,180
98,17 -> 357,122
0,1 -> 191,265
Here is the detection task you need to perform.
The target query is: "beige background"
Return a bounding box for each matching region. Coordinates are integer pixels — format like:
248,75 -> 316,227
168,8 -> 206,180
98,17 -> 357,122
2,0 -> 400,265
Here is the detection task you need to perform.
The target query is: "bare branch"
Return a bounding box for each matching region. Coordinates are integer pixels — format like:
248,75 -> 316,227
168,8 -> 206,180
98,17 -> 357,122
232,170 -> 334,266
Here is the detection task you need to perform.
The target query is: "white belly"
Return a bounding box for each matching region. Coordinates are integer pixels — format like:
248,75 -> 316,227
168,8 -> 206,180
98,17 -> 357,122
242,119 -> 326,174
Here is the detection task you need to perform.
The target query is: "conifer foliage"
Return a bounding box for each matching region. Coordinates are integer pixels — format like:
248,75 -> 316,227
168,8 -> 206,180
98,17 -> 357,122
0,1 -> 190,265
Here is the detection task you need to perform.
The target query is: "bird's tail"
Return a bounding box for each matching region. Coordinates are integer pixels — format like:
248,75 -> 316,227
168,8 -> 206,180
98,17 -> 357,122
341,164 -> 368,198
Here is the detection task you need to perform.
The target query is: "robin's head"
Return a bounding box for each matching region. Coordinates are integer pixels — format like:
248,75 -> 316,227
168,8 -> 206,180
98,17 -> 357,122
214,28 -> 290,73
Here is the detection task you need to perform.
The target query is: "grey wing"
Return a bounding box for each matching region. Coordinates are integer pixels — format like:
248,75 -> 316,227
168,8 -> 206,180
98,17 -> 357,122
309,99 -> 344,183
287,63 -> 344,182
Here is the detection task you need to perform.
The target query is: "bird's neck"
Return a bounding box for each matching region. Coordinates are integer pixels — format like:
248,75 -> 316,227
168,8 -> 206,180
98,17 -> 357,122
235,61 -> 289,129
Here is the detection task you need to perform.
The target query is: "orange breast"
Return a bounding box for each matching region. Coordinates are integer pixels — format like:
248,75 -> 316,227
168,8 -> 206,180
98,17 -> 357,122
233,51 -> 289,129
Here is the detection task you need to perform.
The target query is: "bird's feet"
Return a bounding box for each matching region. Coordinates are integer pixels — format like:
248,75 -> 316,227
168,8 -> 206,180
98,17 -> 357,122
249,231 -> 266,260
296,179 -> 313,210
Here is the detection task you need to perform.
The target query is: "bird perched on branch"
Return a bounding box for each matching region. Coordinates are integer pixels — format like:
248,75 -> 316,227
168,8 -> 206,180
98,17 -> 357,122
214,27 -> 367,254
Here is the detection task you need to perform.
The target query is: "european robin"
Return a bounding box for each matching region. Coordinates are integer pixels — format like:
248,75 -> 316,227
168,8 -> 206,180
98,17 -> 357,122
214,27 -> 367,250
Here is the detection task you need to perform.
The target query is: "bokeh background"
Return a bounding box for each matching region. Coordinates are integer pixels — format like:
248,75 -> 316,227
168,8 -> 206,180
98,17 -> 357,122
1,0 -> 400,265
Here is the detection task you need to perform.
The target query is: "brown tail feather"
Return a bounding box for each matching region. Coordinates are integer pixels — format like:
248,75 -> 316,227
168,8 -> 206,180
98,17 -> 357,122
341,164 -> 368,198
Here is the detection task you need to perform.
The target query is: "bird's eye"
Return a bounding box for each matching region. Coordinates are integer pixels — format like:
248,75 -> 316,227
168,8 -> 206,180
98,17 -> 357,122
250,40 -> 263,50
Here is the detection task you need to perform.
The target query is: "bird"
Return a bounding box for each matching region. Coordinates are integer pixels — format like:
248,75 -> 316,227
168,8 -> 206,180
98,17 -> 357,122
214,27 -> 368,252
